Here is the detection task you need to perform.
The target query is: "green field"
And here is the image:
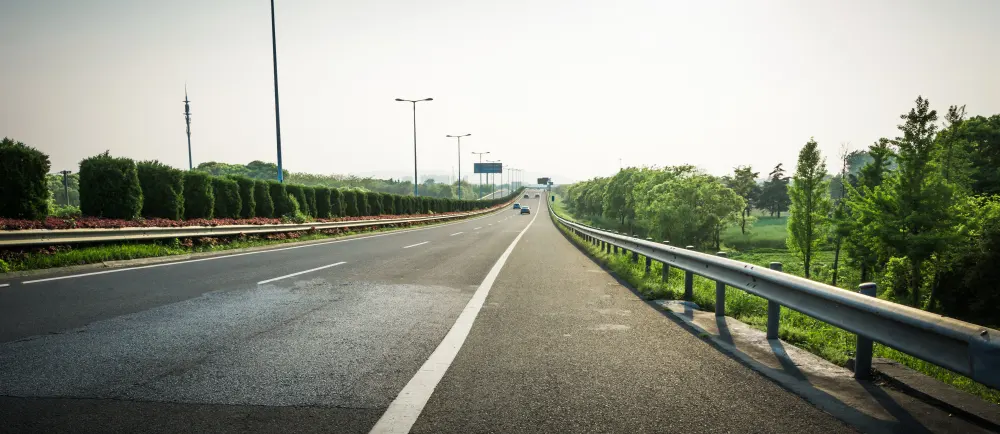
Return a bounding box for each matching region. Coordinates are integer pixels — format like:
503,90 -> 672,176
720,214 -> 788,251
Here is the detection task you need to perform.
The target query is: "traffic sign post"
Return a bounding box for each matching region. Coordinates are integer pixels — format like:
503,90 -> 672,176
474,162 -> 502,174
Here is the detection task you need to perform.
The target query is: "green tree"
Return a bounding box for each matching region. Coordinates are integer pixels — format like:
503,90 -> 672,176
602,168 -> 638,231
844,139 -> 894,281
0,138 -> 51,219
724,165 -> 760,235
758,164 -> 790,217
137,160 -> 184,220
786,138 -> 831,278
253,180 -> 274,218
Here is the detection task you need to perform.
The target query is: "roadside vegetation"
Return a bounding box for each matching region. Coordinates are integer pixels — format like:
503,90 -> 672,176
552,95 -> 1000,404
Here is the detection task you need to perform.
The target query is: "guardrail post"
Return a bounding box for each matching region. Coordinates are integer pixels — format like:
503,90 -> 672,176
631,250 -> 638,263
766,262 -> 782,339
715,252 -> 727,316
854,282 -> 877,380
645,256 -> 651,275
684,246 -> 695,300
661,241 -> 670,282
613,244 -> 619,254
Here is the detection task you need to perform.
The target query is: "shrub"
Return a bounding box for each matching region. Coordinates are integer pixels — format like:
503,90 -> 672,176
303,186 -> 317,218
0,137 -> 51,219
212,176 -> 242,219
343,189 -> 359,217
79,151 -> 143,219
137,160 -> 184,220
254,180 -> 274,218
393,195 -> 405,215
421,197 -> 432,214
366,191 -> 383,215
330,188 -> 345,217
382,193 -> 396,215
314,186 -> 332,218
283,194 -> 306,221
357,190 -> 370,216
269,181 -> 293,216
229,176 -> 257,218
285,184 -> 308,216
183,171 -> 214,219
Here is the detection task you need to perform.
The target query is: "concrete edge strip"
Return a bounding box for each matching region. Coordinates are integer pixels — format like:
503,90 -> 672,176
17,209 -> 503,285
369,200 -> 540,433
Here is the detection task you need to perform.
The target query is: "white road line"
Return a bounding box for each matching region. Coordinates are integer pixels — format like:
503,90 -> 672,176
449,232 -> 463,236
20,209 -> 506,285
370,200 -> 539,434
488,224 -> 493,226
257,261 -> 346,285
402,241 -> 429,249
0,283 -> 9,288
474,227 -> 482,230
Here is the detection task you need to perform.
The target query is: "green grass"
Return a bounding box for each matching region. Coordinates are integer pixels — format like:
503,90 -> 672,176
721,215 -> 789,250
550,209 -> 1000,406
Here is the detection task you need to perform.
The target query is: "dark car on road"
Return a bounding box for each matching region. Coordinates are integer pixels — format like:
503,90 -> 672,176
534,194 -> 540,198
523,194 -> 529,198
520,206 -> 530,215
513,203 -> 521,209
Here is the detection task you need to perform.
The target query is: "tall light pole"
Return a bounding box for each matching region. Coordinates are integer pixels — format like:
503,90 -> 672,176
396,98 -> 433,196
270,0 -> 284,182
472,151 -> 489,199
183,86 -> 192,170
487,159 -> 500,199
446,133 -> 470,200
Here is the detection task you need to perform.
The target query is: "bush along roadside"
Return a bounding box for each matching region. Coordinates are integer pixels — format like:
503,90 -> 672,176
549,208 -> 1000,405
0,137 -> 51,220
0,199 -> 518,273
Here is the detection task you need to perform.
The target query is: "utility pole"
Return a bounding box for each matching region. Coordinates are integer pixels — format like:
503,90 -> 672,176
59,170 -> 71,205
270,0 -> 284,182
183,85 -> 192,170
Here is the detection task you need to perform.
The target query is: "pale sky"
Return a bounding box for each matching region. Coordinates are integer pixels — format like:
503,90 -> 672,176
2,0 -> 998,184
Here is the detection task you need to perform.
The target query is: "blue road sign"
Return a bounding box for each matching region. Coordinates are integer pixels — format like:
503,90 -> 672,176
474,162 -> 502,174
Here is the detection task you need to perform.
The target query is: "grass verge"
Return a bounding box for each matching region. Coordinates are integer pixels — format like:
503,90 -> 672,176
550,208 -> 1000,406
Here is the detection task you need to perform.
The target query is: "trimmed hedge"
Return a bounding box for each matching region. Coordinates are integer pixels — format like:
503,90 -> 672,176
330,188 -> 345,217
80,151 -> 143,219
314,186 -> 332,218
421,197 -> 432,214
254,180 -> 274,218
304,187 -> 317,218
137,160 -> 184,220
183,171 -> 214,219
343,189 -> 359,217
229,176 -> 257,218
0,137 -> 51,219
393,195 -> 405,215
367,192 -> 383,216
212,177 -> 242,219
357,190 -> 370,216
285,184 -> 308,216
381,193 -> 395,215
268,181 -> 294,217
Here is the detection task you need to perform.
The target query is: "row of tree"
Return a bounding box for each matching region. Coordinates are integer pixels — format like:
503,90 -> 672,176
561,97 -> 999,325
0,144 -> 520,221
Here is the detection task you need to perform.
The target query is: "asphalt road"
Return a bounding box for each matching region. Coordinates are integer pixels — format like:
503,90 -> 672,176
0,191 -> 852,433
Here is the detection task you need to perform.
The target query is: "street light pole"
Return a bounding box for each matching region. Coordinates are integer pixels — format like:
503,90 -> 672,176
270,0 -> 284,182
396,98 -> 433,196
446,133 -> 470,200
59,170 -> 71,205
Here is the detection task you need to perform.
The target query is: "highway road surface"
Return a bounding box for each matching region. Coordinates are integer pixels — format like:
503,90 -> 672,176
0,191 -> 853,433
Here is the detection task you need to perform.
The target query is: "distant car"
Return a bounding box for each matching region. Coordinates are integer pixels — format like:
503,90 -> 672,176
513,203 -> 521,209
520,206 -> 530,215
534,194 -> 540,198
523,194 -> 529,198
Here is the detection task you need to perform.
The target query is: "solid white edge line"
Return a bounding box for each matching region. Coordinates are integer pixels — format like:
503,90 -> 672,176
0,283 -> 9,288
473,227 -> 482,230
402,241 -> 429,249
256,261 -> 346,285
20,209 -> 505,285
369,199 -> 540,434
449,232 -> 463,236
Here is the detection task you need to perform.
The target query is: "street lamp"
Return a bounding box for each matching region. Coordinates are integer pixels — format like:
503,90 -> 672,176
486,159 -> 500,199
270,0 -> 284,182
446,133 -> 471,200
396,97 -> 434,196
472,151 -> 489,199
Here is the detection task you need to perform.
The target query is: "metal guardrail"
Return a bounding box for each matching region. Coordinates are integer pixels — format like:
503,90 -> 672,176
550,208 -> 1000,389
0,207 -> 505,248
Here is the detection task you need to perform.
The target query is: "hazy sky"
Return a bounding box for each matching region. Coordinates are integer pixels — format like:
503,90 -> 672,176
2,0 -> 998,184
